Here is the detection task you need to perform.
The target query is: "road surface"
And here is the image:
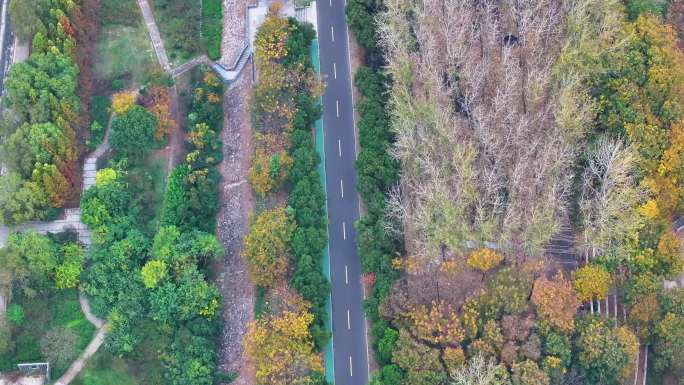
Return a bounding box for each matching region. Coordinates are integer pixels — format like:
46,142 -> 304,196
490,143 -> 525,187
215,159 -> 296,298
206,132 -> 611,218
0,0 -> 13,95
316,2 -> 369,385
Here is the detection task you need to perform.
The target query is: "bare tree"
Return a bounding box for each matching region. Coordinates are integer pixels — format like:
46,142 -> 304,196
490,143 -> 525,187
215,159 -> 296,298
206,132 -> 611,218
450,355 -> 508,385
379,0 -> 625,273
580,135 -> 644,261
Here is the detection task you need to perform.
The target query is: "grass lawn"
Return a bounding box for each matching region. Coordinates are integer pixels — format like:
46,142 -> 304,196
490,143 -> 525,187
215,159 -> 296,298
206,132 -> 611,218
124,154 -> 168,232
71,320 -> 168,385
152,0 -> 202,67
0,289 -> 96,378
94,22 -> 157,87
71,351 -> 138,385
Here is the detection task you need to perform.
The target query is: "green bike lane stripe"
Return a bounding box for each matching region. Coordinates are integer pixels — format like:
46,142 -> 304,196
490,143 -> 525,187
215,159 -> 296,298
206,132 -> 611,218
312,38 -> 335,384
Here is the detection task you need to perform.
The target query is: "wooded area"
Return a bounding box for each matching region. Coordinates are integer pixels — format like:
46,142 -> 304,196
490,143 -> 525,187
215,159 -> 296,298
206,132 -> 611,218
347,0 -> 684,384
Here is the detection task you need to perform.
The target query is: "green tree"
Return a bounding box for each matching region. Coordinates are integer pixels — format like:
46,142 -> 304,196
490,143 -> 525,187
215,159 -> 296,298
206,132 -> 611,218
0,173 -> 49,225
345,0 -> 381,50
576,318 -> 639,384
392,330 -> 447,385
9,0 -> 46,41
654,313 -> 684,373
624,0 -> 666,20
141,260 -> 168,288
109,106 -> 158,158
148,266 -> 219,325
5,52 -> 79,123
5,231 -> 57,290
0,323 -> 12,356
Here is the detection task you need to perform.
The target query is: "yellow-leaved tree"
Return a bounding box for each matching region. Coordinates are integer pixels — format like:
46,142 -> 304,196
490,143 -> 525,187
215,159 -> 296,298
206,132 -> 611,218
110,91 -> 136,115
467,248 -> 504,272
242,206 -> 294,287
573,264 -> 611,302
245,310 -> 323,385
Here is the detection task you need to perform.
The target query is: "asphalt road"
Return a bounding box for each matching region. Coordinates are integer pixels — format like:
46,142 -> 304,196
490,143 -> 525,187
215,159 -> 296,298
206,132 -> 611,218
315,2 -> 369,385
0,0 -> 13,95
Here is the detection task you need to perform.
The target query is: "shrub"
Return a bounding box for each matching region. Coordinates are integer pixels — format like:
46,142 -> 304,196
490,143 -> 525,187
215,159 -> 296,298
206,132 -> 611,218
7,304 -> 25,326
109,105 -> 158,158
111,79 -> 125,91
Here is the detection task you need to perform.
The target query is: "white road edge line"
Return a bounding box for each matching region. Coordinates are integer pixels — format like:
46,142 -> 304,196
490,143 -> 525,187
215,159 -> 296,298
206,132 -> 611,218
336,100 -> 340,117
333,62 -> 337,79
340,179 -> 344,198
347,309 -> 351,329
342,221 -> 346,240
349,356 -> 353,377
331,26 -> 335,42
345,265 -> 348,284
338,139 -> 342,157
330,0 -> 332,6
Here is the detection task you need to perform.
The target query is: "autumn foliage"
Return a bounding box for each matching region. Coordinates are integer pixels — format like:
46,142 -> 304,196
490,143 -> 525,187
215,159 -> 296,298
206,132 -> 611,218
573,265 -> 611,302
531,272 -> 580,332
245,309 -> 323,385
141,86 -> 174,141
467,248 -> 504,272
110,91 -> 137,115
242,207 -> 294,287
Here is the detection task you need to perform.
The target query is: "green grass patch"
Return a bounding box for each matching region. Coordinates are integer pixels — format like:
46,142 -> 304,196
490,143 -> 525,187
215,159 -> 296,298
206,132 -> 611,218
152,0 -> 202,66
254,286 -> 266,319
125,155 -> 168,231
94,22 -> 157,86
0,289 -> 95,377
100,0 -> 140,28
71,321 -> 167,385
88,95 -> 111,150
202,0 -> 223,60
71,351 -> 138,385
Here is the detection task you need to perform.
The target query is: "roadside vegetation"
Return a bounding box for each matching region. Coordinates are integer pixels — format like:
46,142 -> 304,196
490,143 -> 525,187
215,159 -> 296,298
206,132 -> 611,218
348,0 -> 684,384
242,5 -> 329,385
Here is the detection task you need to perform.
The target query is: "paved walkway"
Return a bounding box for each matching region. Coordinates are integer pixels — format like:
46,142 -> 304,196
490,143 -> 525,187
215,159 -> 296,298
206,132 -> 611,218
171,55 -> 211,78
137,0 -> 171,71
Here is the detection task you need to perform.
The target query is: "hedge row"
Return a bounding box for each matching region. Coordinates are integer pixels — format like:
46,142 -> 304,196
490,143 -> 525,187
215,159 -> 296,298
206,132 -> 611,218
347,1 -> 405,383
161,70 -> 224,232
283,19 -> 331,351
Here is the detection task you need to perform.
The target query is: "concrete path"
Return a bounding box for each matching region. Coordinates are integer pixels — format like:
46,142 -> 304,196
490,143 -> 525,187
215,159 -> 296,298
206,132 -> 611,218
137,0 -> 171,71
78,290 -> 105,329
171,55 -> 211,78
53,327 -> 106,385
